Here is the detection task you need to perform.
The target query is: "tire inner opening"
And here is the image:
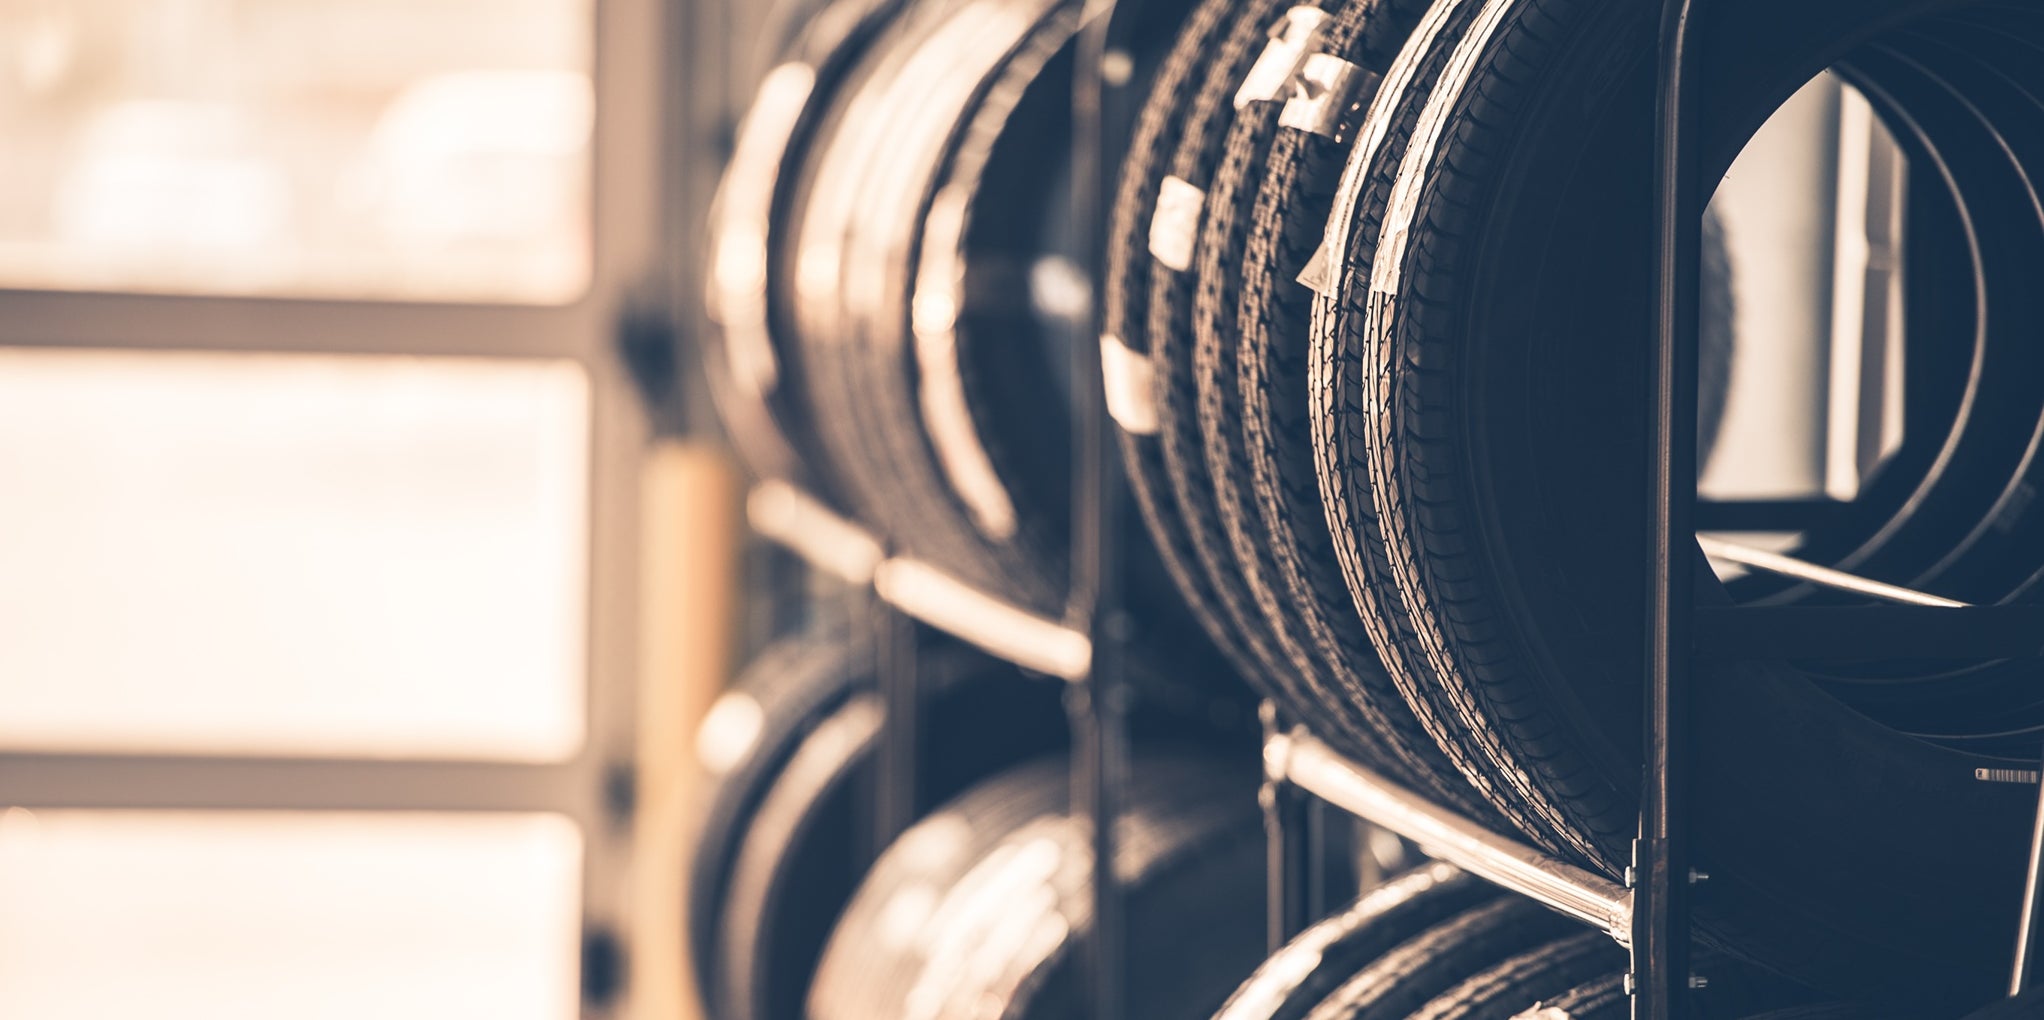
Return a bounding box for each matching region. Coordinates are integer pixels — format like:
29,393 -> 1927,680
1695,9 -> 2044,755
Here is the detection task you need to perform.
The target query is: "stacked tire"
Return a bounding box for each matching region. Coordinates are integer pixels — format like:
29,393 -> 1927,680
685,626 -> 1072,1020
698,0 -> 2044,1015
1106,0 -> 2043,1009
703,0 -> 1227,682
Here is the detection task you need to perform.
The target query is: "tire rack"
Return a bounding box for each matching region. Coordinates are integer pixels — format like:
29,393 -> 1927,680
721,2 -> 2044,1020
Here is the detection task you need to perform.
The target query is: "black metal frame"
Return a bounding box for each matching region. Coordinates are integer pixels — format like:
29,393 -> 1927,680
1633,0 -> 1701,1011
725,0 -> 2044,1017
1070,5 -> 1125,1015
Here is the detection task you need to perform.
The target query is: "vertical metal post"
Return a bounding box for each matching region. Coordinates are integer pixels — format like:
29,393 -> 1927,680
871,595 -> 919,861
1636,0 -> 1701,1017
1320,802 -> 1359,910
1071,3 -> 1134,1017
2010,752 -> 2044,995
1262,703 -> 1319,952
1068,663 -> 1129,1020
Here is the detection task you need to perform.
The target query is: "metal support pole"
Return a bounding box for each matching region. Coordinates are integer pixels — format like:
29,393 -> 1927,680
2011,750 -> 2044,995
1636,0 -> 1701,1015
1324,806 -> 1360,913
1262,702 -> 1320,952
1072,2 -> 1135,1016
1069,666 -> 1129,1020
871,595 -> 919,859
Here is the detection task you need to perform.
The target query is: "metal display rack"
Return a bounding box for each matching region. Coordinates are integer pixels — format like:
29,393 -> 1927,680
722,0 -> 2044,1017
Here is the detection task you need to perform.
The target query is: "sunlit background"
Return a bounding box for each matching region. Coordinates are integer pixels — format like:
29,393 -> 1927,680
0,0 -> 592,301
0,0 -> 722,1017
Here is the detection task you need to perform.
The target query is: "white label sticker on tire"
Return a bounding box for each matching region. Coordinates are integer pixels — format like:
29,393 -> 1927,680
1148,175 -> 1206,271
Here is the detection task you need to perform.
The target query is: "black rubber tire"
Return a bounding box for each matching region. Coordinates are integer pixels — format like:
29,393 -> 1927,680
772,0 -> 1243,699
1312,0 -> 2037,997
783,0 -> 986,576
687,631 -> 1069,1020
1200,0 -> 1360,690
685,632 -> 856,1010
1522,972 -> 1629,1020
1403,931 -> 1626,1020
1301,897 -> 1586,1019
852,0 -> 1089,617
704,0 -> 907,512
1103,0 -> 1291,690
801,0 -> 1076,612
909,0 -> 1251,684
888,0 -> 1245,687
1151,0 -> 1335,712
1505,947 -> 1827,1020
1962,989 -> 2044,1020
1288,0 -> 1573,856
1212,0 -> 1507,822
1211,863 -> 1496,1020
922,11 -> 1079,592
807,752 -> 1267,1020
1219,0 -> 1722,820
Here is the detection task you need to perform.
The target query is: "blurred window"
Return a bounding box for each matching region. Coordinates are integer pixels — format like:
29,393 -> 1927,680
0,0 -> 592,303
0,348 -> 589,760
1702,73 -> 1908,502
0,0 -> 648,1013
0,809 -> 583,1020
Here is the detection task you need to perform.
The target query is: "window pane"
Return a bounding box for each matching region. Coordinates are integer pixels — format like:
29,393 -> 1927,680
0,809 -> 582,1020
0,0 -> 591,303
0,348 -> 588,760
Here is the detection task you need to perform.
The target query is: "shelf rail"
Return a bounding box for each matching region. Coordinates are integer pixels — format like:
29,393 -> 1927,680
1267,727 -> 1632,945
746,479 -> 1094,680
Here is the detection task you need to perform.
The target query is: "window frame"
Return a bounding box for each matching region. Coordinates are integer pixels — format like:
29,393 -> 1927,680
0,0 -> 668,1015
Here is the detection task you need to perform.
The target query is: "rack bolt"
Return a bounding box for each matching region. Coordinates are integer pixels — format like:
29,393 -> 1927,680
1689,975 -> 1709,990
1689,867 -> 1710,884
1623,866 -> 1636,888
1623,973 -> 1636,996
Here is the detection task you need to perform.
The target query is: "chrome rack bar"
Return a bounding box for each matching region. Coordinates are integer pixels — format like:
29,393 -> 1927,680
746,480 -> 1095,679
1267,728 -> 1633,944
877,559 -> 1094,679
1697,536 -> 1965,608
746,480 -> 882,586
1642,0 -> 1701,1013
2013,757 -> 2044,995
